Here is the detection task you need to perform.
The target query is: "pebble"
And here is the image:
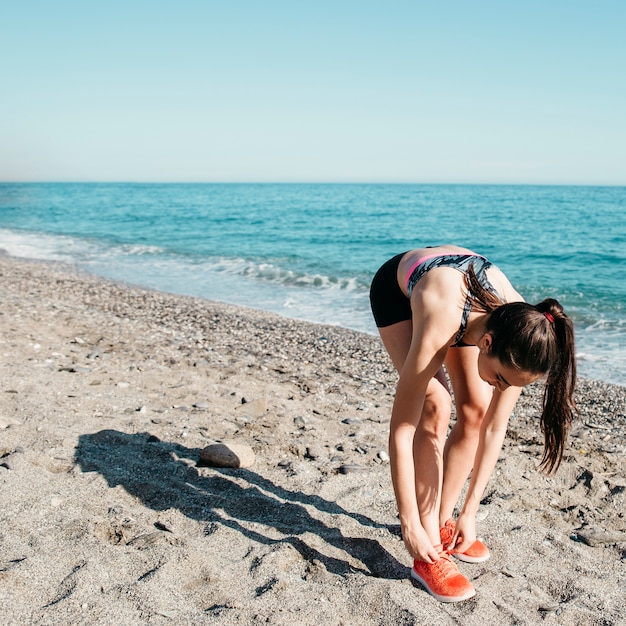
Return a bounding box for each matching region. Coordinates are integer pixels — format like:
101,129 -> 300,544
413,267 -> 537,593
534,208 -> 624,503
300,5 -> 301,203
571,528 -> 626,547
199,442 -> 256,468
305,446 -> 323,460
236,397 -> 267,417
338,463 -> 366,474
0,417 -> 22,429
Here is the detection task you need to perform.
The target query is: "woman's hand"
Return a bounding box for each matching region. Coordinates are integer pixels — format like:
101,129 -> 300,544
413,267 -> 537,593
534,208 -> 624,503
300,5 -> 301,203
402,522 -> 441,563
449,512 -> 476,555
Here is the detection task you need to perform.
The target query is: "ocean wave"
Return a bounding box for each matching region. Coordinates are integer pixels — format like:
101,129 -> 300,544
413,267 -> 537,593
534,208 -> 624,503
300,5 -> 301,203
0,228 -> 96,262
0,229 -> 171,267
206,257 -> 368,293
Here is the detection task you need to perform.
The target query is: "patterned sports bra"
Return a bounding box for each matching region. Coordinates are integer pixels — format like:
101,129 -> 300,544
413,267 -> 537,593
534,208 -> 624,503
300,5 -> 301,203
405,253 -> 501,347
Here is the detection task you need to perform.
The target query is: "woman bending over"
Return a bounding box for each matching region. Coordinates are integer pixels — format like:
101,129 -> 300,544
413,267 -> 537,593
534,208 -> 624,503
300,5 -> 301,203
369,245 -> 576,602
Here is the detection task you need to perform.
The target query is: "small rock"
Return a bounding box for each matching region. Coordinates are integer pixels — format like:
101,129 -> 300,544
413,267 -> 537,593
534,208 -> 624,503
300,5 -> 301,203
571,528 -> 626,547
377,450 -> 390,463
199,442 -> 255,468
236,397 -> 267,417
338,463 -> 366,474
305,446 -> 323,461
155,520 -> 174,533
193,401 -> 210,409
0,416 -> 21,429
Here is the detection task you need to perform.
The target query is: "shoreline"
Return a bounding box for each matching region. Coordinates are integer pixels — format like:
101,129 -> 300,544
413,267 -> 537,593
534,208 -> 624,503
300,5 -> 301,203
1,254 -> 625,625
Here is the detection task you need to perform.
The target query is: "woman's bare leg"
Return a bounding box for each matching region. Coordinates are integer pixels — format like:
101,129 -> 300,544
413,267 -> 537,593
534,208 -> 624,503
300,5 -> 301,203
378,321 -> 452,545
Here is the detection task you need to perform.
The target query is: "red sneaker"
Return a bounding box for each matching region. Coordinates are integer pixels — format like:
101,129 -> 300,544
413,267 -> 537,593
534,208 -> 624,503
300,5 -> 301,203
411,553 -> 476,602
440,518 -> 491,563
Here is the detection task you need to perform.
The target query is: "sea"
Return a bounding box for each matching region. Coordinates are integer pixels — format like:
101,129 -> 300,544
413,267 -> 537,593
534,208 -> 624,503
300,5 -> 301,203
0,183 -> 624,386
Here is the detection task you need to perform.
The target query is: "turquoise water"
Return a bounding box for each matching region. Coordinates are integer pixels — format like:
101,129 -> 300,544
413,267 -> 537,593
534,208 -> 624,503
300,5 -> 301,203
0,183 -> 624,385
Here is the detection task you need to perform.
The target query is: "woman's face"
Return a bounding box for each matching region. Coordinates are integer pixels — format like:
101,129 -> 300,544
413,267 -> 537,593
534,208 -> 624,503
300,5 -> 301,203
478,351 -> 542,391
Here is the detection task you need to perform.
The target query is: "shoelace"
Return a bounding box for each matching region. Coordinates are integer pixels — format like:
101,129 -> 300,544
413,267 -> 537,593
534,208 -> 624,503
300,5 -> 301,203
440,520 -> 455,546
432,553 -> 458,580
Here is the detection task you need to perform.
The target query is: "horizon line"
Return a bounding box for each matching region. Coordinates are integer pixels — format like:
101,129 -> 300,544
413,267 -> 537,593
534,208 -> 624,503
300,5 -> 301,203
1,180 -> 625,187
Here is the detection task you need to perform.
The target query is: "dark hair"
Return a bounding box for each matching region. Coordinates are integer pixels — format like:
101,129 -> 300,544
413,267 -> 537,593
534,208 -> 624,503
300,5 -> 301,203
465,266 -> 577,473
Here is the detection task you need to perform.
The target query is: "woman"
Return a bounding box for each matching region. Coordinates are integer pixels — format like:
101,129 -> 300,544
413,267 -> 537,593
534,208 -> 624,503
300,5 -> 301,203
369,245 -> 576,602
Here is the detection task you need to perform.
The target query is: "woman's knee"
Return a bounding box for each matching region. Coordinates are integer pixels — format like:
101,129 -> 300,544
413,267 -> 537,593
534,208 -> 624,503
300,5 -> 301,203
456,399 -> 489,431
418,387 -> 452,438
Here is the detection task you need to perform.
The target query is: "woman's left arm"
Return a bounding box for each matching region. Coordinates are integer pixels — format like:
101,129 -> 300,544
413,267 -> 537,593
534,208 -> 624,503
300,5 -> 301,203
451,386 -> 521,552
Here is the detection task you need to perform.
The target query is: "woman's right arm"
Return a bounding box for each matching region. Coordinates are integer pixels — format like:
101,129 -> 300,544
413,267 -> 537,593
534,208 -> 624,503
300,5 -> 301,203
386,268 -> 462,562
388,336 -> 448,563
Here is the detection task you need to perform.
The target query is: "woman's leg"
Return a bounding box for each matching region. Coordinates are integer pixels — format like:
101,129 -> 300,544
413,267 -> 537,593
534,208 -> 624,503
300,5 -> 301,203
378,321 -> 452,545
440,347 -> 492,524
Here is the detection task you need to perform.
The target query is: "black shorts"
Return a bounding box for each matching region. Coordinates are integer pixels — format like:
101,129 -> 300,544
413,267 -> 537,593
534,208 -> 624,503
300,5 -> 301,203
369,252 -> 412,328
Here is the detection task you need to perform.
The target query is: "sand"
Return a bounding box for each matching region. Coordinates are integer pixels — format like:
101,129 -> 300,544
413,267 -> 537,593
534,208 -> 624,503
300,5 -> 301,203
0,254 -> 624,626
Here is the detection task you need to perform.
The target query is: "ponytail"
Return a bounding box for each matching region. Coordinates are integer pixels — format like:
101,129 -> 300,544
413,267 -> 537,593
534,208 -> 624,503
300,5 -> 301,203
534,299 -> 577,472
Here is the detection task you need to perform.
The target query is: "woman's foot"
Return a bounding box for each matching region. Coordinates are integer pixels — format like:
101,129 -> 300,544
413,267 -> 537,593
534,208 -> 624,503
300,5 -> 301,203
440,518 -> 491,563
411,553 -> 476,602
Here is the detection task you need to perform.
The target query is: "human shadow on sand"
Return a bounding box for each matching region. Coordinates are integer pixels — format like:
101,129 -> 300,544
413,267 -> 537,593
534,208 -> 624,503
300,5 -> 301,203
75,429 -> 407,580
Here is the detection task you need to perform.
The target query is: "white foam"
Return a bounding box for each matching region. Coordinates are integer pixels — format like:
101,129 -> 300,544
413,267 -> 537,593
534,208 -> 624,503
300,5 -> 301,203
1,227 -> 623,385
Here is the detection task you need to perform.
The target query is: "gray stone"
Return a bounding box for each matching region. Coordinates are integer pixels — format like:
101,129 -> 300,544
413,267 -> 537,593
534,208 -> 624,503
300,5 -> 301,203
338,463 -> 366,474
199,442 -> 255,468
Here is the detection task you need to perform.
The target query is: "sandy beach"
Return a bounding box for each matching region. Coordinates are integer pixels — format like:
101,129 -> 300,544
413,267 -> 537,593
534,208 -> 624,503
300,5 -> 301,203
0,254 -> 624,626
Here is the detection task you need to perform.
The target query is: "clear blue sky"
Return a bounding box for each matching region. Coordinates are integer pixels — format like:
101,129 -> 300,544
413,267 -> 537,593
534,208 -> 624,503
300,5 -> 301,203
1,1 -> 624,184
